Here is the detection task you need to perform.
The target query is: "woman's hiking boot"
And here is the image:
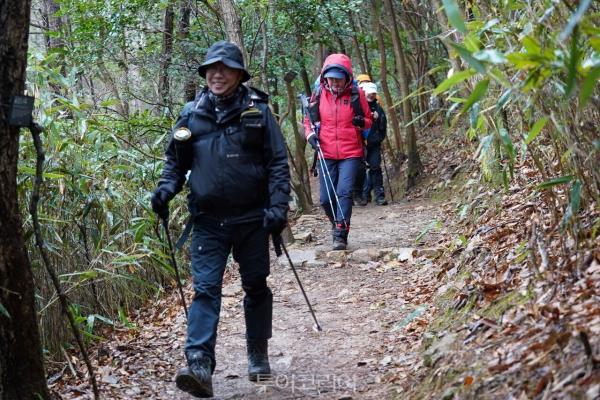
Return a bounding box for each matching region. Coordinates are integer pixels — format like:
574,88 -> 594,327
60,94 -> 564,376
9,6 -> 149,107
247,339 -> 271,382
332,224 -> 349,250
175,353 -> 213,398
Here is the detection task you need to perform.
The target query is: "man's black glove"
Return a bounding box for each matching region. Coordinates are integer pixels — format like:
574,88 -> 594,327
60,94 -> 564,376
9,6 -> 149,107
307,134 -> 320,151
352,115 -> 365,128
151,187 -> 174,220
263,206 -> 288,237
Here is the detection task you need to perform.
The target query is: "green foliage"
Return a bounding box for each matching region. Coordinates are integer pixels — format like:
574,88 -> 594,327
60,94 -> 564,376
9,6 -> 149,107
22,52 -> 182,354
437,0 -> 599,236
442,0 -> 466,34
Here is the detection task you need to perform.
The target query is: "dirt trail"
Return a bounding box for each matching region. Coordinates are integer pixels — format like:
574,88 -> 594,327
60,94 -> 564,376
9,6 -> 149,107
78,192 -> 447,400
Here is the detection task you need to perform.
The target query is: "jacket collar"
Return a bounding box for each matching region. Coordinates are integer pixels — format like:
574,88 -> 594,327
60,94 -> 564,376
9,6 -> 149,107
194,86 -> 252,124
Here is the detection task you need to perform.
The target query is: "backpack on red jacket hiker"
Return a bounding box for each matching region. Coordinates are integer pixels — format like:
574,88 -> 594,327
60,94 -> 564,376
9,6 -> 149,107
307,80 -> 365,128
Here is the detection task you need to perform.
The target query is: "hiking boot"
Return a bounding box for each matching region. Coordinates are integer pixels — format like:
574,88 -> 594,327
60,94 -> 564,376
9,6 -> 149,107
176,353 -> 213,398
332,225 -> 348,250
358,196 -> 368,207
332,236 -> 347,250
247,339 -> 271,382
376,197 -> 388,206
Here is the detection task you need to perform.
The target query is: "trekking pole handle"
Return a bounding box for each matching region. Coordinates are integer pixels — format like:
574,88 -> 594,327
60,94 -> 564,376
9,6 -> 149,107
162,217 -> 189,319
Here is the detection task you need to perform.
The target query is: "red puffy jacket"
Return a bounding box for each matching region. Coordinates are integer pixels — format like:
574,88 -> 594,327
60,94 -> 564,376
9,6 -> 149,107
304,54 -> 372,160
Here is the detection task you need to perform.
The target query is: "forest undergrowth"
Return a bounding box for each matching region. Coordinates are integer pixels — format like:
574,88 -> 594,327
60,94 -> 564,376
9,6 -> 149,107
45,121 -> 600,399
402,124 -> 600,399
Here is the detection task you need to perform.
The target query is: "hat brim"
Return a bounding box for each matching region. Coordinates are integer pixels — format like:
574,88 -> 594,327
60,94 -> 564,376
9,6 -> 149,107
197,56 -> 251,82
323,70 -> 347,80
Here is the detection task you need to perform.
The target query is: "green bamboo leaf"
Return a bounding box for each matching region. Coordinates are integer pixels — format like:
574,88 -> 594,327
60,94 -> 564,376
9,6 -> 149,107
415,219 -> 442,244
473,49 -> 507,64
496,89 -> 512,110
565,26 -> 581,97
536,175 -> 574,190
499,128 -> 515,176
524,117 -> 548,145
477,134 -> 493,162
579,66 -> 600,105
461,79 -> 489,114
0,302 -> 10,319
451,43 -> 486,73
506,52 -> 541,69
480,18 -> 500,33
464,33 -> 481,53
18,165 -> 65,179
562,180 -> 582,228
442,0 -> 466,34
433,69 -> 475,95
523,36 -> 541,55
499,128 -> 514,157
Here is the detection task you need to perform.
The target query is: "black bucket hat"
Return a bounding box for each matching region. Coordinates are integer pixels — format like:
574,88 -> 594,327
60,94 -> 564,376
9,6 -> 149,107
197,40 -> 251,82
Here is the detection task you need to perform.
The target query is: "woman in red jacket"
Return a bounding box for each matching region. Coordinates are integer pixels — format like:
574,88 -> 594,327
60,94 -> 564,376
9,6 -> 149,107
304,54 -> 372,250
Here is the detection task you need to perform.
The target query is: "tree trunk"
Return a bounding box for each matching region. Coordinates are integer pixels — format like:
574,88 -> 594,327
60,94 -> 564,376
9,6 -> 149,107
178,0 -> 197,102
40,0 -> 63,59
217,0 -> 248,64
347,11 -> 368,74
97,59 -> 129,116
260,19 -> 269,92
159,4 -> 175,114
384,0 -> 422,187
283,72 -> 313,211
294,32 -> 313,96
355,13 -> 373,78
40,0 -> 67,95
0,0 -> 51,398
370,0 -> 405,156
430,0 -> 462,74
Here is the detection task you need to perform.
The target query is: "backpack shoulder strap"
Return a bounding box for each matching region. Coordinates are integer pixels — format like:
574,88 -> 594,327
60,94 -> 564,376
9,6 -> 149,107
350,84 -> 364,119
308,84 -> 322,123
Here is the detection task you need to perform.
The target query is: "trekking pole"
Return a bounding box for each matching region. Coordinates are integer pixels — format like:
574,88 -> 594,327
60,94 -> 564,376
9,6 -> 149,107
315,147 -> 338,225
273,236 -> 322,331
161,217 -> 189,319
299,93 -> 344,227
381,144 -> 394,203
316,144 -> 348,227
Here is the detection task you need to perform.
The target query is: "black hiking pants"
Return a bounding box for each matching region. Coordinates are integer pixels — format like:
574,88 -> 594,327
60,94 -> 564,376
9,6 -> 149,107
185,217 -> 272,371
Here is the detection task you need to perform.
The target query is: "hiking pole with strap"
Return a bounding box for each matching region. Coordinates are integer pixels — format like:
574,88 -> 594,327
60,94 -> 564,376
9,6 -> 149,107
316,144 -> 348,228
272,235 -> 322,331
161,217 -> 189,319
300,94 -> 348,229
381,141 -> 394,203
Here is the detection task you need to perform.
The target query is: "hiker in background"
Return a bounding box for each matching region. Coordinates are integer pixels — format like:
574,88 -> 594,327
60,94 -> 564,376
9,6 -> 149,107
356,73 -> 383,104
151,40 -> 290,398
352,73 -> 375,204
358,82 -> 388,206
356,73 -> 372,87
304,54 -> 372,250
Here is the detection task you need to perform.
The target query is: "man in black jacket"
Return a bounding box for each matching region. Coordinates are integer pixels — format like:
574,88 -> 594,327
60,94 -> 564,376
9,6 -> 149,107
150,41 -> 290,398
359,82 -> 388,206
